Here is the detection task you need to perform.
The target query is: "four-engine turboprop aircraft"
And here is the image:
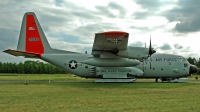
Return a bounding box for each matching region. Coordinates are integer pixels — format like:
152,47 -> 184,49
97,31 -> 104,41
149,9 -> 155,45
3,12 -> 198,82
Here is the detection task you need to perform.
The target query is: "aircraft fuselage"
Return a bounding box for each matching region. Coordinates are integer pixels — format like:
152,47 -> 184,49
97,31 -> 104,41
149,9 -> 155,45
41,53 -> 191,79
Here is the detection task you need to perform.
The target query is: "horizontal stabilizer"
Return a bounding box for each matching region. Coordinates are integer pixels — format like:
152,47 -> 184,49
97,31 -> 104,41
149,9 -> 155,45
3,49 -> 40,58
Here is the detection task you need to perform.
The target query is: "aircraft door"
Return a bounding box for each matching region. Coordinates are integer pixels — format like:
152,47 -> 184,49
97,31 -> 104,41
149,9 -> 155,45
83,64 -> 97,77
168,62 -> 179,77
83,64 -> 90,76
179,63 -> 189,76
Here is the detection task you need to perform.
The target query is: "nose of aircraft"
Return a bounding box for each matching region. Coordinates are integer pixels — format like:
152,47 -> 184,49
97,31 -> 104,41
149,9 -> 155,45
190,64 -> 198,74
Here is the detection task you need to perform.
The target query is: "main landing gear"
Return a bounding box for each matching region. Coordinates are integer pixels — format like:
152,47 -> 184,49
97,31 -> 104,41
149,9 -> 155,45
155,78 -> 158,82
161,78 -> 189,83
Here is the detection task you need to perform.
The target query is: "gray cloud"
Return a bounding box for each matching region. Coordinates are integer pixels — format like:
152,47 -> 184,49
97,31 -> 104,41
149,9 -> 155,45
129,25 -> 165,33
0,28 -> 19,50
0,0 -> 104,62
134,0 -> 200,33
133,0 -> 161,19
1,0 -> 200,63
163,0 -> 200,33
71,22 -> 122,43
133,11 -> 152,20
135,0 -> 163,10
159,43 -> 172,50
174,16 -> 200,33
95,2 -> 126,18
129,41 -> 145,47
129,26 -> 149,31
174,43 -> 183,49
95,6 -> 116,18
179,46 -> 191,52
55,0 -> 63,6
133,0 -> 173,19
108,2 -> 126,18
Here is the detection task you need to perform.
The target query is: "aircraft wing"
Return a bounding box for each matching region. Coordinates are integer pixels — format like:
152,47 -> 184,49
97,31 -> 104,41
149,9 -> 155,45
92,31 -> 129,57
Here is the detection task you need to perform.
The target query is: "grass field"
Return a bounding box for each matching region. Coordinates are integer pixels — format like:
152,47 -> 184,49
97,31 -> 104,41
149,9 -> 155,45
0,74 -> 200,112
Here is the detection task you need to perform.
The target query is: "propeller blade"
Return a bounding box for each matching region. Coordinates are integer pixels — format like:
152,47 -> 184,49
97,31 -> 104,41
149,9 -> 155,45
147,35 -> 156,69
150,56 -> 152,69
149,37 -> 151,55
148,36 -> 156,56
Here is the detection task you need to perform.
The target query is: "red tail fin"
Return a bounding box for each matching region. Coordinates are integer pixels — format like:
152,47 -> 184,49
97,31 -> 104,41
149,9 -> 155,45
4,12 -> 52,58
25,14 -> 44,54
16,12 -> 51,55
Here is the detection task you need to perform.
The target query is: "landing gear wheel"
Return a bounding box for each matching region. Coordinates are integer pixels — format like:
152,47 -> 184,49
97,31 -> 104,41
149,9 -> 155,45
155,78 -> 158,82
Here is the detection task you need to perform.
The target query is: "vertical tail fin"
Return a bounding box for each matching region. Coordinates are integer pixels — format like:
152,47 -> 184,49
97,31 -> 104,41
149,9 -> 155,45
17,12 -> 51,54
3,12 -> 73,58
3,12 -> 52,58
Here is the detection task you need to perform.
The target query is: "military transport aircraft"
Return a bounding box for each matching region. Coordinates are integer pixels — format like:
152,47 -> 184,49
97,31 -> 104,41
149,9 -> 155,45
3,12 -> 198,82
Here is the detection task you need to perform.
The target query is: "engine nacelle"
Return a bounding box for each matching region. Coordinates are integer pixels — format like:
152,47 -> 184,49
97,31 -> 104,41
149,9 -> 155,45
117,46 -> 149,60
82,58 -> 140,67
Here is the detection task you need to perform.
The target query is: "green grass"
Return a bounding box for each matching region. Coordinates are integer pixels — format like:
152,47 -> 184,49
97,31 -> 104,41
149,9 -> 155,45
0,74 -> 200,112
0,73 -> 95,82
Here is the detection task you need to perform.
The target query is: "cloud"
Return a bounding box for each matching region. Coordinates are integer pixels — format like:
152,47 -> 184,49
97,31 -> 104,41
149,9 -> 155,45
179,46 -> 191,52
107,2 -> 127,18
0,28 -> 19,50
174,43 -> 183,49
129,41 -> 145,47
133,0 -> 174,19
95,2 -> 126,18
158,43 -> 172,50
163,0 -> 200,33
1,0 -> 200,63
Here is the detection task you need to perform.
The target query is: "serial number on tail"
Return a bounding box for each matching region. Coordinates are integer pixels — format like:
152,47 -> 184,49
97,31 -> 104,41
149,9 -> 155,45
29,38 -> 39,41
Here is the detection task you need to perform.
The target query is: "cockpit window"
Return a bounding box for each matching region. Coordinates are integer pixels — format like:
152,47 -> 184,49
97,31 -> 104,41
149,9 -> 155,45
179,56 -> 183,61
179,56 -> 186,61
184,63 -> 188,67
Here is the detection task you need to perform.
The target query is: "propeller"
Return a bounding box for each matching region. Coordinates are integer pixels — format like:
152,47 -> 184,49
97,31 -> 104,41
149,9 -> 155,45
148,36 -> 156,69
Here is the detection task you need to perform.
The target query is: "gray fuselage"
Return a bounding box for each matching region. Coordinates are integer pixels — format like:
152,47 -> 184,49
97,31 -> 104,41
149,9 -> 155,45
41,53 -> 190,79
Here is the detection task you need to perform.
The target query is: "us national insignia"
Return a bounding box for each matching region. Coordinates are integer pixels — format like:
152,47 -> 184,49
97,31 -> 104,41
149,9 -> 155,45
107,39 -> 122,44
69,60 -> 77,69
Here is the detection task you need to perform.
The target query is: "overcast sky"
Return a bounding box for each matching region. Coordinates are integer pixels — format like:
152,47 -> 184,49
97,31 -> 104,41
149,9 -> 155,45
1,0 -> 200,63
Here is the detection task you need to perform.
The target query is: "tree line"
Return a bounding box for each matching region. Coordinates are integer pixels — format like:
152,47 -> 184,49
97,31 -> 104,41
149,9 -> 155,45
187,57 -> 200,67
0,61 -> 68,74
